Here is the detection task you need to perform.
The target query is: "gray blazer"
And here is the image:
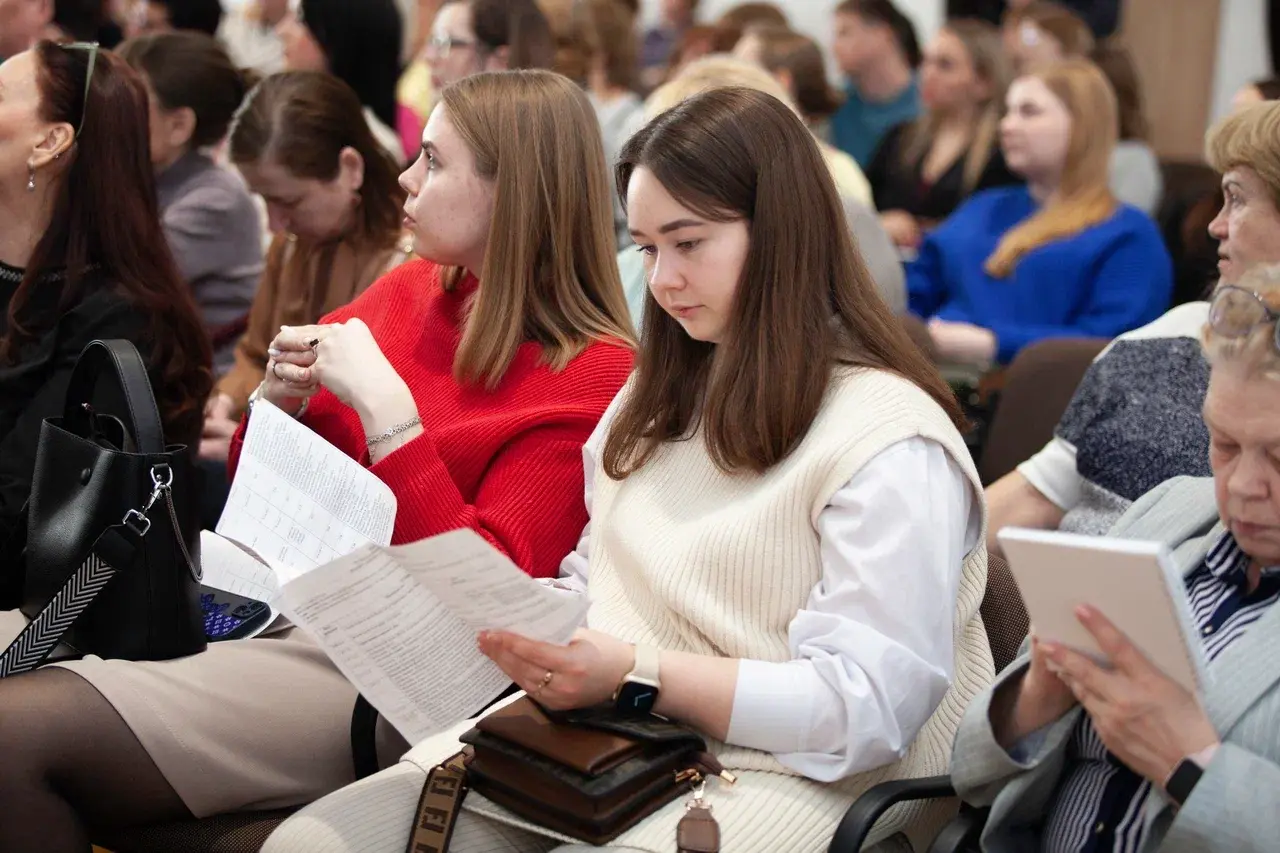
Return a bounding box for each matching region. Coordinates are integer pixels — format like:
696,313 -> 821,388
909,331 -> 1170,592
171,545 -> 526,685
952,476 -> 1280,853
156,151 -> 264,376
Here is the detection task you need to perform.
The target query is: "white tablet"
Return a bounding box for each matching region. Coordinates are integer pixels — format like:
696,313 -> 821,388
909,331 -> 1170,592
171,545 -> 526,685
997,527 -> 1208,694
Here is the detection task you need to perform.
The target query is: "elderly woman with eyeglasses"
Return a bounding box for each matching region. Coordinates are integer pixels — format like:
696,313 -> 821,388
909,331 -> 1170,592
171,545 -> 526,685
952,262 -> 1280,851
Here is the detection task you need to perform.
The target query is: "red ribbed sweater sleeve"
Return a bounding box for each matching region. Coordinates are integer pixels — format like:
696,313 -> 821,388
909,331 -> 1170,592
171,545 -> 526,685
228,261 -> 633,578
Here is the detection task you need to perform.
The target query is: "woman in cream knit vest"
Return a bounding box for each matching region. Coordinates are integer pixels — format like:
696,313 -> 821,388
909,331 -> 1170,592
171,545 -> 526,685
264,86 -> 994,853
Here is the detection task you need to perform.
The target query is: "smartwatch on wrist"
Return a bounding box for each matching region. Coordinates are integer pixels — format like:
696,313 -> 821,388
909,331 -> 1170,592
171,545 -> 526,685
613,644 -> 661,715
1164,758 -> 1204,807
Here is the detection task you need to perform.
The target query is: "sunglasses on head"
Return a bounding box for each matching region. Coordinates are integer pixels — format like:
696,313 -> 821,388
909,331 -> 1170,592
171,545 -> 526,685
59,41 -> 99,140
1208,285 -> 1280,352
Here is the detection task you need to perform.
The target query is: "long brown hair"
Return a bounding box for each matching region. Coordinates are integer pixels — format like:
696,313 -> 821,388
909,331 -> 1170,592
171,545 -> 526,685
537,0 -> 599,84
751,25 -> 842,122
606,87 -> 963,478
901,19 -> 1009,194
10,42 -> 211,445
986,59 -> 1116,277
466,0 -> 556,69
586,0 -> 638,91
228,71 -> 404,247
438,70 -> 636,387
1091,43 -> 1149,142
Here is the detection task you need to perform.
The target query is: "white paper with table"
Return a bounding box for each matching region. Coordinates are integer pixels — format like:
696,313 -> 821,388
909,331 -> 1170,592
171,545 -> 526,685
199,400 -> 397,636
200,399 -> 589,742
276,529 -> 589,744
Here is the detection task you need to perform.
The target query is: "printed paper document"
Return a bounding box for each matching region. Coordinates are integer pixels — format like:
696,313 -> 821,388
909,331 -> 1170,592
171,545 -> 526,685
199,400 -> 397,636
277,528 -> 589,744
199,400 -> 588,741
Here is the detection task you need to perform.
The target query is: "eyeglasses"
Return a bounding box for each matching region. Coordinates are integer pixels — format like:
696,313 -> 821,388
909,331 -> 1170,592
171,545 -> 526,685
426,34 -> 479,59
60,42 -> 99,140
1208,285 -> 1280,351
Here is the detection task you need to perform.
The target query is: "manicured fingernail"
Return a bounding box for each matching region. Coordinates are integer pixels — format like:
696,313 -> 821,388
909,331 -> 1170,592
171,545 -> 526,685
1075,604 -> 1093,620
268,348 -> 281,357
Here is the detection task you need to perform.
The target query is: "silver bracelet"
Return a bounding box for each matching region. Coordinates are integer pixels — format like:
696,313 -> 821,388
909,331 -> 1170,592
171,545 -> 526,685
366,416 -> 421,448
246,382 -> 308,419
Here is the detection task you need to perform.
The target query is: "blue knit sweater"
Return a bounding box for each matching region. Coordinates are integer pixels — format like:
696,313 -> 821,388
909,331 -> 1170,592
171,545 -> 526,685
907,186 -> 1172,363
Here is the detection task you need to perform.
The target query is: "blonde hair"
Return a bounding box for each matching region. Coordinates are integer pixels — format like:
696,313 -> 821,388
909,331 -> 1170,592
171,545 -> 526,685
985,59 -> 1117,277
902,18 -> 1010,195
750,25 -> 842,122
646,54 -> 796,118
1206,100 -> 1280,209
439,71 -> 636,387
1202,264 -> 1280,378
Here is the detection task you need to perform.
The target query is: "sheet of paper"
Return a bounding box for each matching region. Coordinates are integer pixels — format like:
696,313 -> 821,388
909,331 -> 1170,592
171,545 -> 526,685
391,529 -> 588,643
200,530 -> 281,604
198,531 -> 281,640
278,545 -> 513,744
277,530 -> 588,744
216,401 -> 397,583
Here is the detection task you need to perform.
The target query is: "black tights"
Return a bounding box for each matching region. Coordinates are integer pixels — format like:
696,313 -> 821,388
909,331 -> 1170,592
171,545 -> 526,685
0,668 -> 191,853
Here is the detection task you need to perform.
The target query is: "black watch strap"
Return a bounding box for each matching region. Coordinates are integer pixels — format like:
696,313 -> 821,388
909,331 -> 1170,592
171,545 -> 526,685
1165,758 -> 1204,807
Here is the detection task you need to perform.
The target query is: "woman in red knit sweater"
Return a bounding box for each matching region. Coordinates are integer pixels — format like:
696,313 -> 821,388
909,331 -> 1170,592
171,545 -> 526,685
0,70 -> 635,851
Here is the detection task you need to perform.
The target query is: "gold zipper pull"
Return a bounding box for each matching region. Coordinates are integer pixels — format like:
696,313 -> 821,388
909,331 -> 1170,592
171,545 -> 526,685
674,768 -> 703,786
694,752 -> 737,786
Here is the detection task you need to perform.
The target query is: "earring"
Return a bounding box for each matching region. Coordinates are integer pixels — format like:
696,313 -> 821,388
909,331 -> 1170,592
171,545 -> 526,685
26,165 -> 35,193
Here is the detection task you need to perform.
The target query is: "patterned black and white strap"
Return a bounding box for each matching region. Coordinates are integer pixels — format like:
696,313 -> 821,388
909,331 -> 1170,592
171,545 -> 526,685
0,525 -> 140,678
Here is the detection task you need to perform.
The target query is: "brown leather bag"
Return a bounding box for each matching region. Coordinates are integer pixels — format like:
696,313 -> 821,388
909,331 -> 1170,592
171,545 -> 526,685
408,697 -> 729,851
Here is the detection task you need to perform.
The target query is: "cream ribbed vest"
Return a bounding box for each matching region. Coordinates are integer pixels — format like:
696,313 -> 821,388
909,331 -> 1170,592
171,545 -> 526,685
585,367 -> 995,850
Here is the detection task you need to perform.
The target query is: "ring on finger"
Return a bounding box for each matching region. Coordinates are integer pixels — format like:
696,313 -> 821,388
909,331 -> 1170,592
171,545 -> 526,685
532,670 -> 553,696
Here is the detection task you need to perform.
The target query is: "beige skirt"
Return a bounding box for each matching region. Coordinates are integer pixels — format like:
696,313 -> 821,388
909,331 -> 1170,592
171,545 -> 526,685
0,610 -> 367,818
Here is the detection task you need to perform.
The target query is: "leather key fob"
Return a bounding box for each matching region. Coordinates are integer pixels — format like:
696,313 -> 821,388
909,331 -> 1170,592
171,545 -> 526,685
677,804 -> 721,853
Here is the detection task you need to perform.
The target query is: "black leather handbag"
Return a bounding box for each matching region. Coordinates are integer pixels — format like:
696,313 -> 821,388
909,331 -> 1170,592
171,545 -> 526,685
0,339 -> 206,676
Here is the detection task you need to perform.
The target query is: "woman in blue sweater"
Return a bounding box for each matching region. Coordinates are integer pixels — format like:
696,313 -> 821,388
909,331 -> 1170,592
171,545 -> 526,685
908,59 -> 1171,366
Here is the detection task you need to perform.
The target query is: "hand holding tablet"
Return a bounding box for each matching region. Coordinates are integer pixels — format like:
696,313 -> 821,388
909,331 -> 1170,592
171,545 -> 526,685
997,528 -> 1208,694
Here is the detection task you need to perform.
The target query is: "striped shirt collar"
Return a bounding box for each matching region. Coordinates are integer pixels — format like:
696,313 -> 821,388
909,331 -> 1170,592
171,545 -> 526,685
1204,531 -> 1280,588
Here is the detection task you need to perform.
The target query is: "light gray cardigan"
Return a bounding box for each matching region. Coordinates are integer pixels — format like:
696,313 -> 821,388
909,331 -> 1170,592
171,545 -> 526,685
951,475 -> 1280,853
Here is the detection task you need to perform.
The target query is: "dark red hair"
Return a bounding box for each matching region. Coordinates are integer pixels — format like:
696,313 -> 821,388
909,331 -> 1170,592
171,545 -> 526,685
6,42 -> 212,446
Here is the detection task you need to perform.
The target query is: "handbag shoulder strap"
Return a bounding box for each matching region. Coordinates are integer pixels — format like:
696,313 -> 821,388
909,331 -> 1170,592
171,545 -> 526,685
0,524 -> 143,677
63,340 -> 165,454
406,752 -> 468,853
